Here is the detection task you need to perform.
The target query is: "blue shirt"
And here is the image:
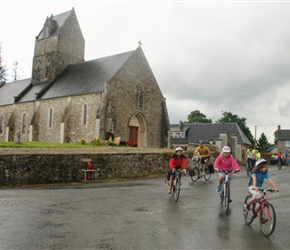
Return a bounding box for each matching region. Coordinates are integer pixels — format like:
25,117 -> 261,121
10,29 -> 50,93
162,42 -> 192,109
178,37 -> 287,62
249,171 -> 270,187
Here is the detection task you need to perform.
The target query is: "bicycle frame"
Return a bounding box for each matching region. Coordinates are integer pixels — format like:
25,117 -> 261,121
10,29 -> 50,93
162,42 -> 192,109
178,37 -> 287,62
172,169 -> 181,201
219,170 -> 233,211
190,156 -> 211,182
243,188 -> 276,236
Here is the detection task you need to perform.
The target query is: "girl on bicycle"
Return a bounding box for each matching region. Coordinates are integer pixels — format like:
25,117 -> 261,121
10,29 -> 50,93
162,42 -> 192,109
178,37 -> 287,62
214,146 -> 240,193
168,146 -> 187,194
244,158 -> 279,211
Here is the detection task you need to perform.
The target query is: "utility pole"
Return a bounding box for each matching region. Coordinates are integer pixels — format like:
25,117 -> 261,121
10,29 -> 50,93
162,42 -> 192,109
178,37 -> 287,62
254,125 -> 257,149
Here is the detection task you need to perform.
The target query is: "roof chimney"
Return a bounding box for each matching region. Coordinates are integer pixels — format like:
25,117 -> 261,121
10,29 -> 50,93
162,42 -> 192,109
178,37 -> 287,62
278,125 -> 281,131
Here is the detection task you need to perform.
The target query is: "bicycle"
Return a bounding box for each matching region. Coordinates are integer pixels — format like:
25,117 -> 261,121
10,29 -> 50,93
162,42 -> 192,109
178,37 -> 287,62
243,188 -> 276,236
190,156 -> 211,182
165,168 -> 182,201
277,158 -> 282,170
245,159 -> 255,176
218,170 -> 238,211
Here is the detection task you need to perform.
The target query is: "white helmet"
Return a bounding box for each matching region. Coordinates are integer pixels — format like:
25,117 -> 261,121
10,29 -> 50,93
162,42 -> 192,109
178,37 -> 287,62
175,146 -> 183,152
222,146 -> 231,153
255,158 -> 267,167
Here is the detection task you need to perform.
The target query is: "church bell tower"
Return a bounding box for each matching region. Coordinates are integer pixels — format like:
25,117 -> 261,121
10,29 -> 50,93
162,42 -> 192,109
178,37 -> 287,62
32,8 -> 85,85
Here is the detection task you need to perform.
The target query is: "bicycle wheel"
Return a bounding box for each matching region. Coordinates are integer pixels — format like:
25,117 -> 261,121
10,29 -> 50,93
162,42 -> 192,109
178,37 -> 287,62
277,161 -> 282,170
173,178 -> 180,201
243,195 -> 254,225
220,185 -> 224,205
203,167 -> 211,181
190,167 -> 199,182
224,184 -> 230,211
259,202 -> 276,236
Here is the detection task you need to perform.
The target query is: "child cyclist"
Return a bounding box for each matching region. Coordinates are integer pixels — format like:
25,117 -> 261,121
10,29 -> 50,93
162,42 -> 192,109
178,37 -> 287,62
214,146 -> 240,201
244,158 -> 279,211
168,146 -> 187,194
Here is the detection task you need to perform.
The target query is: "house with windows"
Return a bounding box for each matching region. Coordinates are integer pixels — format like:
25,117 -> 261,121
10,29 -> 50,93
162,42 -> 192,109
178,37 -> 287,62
275,125 -> 290,153
170,121 -> 252,162
0,8 -> 170,148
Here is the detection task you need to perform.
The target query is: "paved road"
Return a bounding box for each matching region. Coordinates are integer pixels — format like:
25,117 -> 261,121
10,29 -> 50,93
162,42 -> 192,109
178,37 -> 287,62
0,165 -> 289,250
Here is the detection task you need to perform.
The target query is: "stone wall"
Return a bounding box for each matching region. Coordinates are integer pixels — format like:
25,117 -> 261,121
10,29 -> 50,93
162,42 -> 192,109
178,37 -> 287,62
0,152 -> 170,186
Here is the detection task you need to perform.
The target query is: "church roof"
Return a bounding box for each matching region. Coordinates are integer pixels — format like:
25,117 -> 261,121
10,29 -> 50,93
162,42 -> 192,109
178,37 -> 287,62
37,9 -> 72,38
0,79 -> 31,106
39,50 -> 134,99
0,48 -> 136,105
170,122 -> 252,145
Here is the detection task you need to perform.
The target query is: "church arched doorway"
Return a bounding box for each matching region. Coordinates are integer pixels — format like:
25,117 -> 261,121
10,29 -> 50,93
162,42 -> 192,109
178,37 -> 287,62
128,113 -> 147,147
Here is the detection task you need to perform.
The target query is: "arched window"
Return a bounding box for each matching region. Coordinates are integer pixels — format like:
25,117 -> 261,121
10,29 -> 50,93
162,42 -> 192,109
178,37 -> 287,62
22,113 -> 26,133
49,108 -> 53,127
135,85 -> 143,109
83,105 -> 87,125
0,114 -> 3,134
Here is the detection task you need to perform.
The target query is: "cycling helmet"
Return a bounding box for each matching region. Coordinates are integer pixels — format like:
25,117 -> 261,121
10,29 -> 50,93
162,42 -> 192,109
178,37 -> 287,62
199,140 -> 204,144
222,146 -> 231,153
175,146 -> 183,152
255,158 -> 267,167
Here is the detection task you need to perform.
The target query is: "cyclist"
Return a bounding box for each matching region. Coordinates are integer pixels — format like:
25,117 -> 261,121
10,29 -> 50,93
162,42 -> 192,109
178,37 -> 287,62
284,150 -> 289,165
246,145 -> 256,171
214,146 -> 240,200
168,146 -> 187,194
193,140 -> 210,175
255,150 -> 261,160
277,152 -> 283,166
244,158 -> 279,211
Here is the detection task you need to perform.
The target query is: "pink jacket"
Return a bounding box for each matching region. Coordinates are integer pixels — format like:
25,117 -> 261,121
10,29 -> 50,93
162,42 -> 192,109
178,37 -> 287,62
214,154 -> 240,171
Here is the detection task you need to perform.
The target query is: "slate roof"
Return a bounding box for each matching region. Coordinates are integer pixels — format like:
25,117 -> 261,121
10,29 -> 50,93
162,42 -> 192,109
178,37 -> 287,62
0,79 -> 31,106
1,50 -> 135,104
37,9 -> 72,39
171,123 -> 251,145
39,50 -> 134,100
276,130 -> 290,140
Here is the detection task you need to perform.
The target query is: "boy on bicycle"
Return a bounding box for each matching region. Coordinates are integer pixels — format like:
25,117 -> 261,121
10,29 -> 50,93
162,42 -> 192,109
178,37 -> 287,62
168,146 -> 187,194
244,159 -> 279,211
214,146 -> 240,195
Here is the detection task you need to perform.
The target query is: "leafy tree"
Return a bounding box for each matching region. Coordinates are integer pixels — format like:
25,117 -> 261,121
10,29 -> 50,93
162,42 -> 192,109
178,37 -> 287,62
186,110 -> 212,123
256,133 -> 268,152
217,111 -> 255,145
0,45 -> 8,85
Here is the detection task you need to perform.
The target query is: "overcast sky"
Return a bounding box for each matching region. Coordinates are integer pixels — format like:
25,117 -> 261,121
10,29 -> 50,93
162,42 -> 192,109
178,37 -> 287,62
1,0 -> 290,144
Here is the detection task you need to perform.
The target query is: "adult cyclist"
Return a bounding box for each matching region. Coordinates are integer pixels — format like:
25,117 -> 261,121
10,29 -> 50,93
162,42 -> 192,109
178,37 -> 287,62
193,140 -> 210,175
246,145 -> 256,171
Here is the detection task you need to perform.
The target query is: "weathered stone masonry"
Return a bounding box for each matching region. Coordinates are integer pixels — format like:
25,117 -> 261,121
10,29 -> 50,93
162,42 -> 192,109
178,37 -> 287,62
0,153 -> 170,186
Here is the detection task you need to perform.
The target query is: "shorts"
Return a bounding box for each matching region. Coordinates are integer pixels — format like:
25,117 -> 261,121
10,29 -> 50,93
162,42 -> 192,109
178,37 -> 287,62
218,171 -> 232,183
170,166 -> 183,175
249,186 -> 262,199
201,157 -> 209,165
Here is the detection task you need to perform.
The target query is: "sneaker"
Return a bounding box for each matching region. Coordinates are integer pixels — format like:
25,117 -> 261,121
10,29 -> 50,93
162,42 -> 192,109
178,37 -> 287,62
229,198 -> 232,203
244,203 -> 250,211
216,185 -> 221,192
168,188 -> 172,194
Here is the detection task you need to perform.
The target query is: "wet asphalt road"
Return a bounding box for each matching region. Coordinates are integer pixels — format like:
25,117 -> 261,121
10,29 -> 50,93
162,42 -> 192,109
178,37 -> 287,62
0,165 -> 289,250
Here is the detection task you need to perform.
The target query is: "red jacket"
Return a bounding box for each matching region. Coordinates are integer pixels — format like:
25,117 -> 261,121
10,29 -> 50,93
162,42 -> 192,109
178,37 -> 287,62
169,155 -> 187,170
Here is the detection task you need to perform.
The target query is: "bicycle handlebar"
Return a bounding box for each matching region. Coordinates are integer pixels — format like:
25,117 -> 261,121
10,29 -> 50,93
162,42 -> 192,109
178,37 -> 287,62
251,187 -> 275,193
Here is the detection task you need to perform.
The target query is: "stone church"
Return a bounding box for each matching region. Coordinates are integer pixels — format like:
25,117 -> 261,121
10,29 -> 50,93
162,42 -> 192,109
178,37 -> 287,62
0,8 -> 170,148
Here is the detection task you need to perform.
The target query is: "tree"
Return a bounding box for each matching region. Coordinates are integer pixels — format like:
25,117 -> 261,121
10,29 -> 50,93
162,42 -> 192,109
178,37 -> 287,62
256,133 -> 268,152
217,111 -> 255,145
11,60 -> 22,81
0,44 -> 8,85
186,110 -> 212,123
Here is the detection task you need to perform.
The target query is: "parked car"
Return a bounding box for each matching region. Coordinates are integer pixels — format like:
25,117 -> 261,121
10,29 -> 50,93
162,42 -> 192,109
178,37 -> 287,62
270,154 -> 278,165
270,154 -> 287,165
